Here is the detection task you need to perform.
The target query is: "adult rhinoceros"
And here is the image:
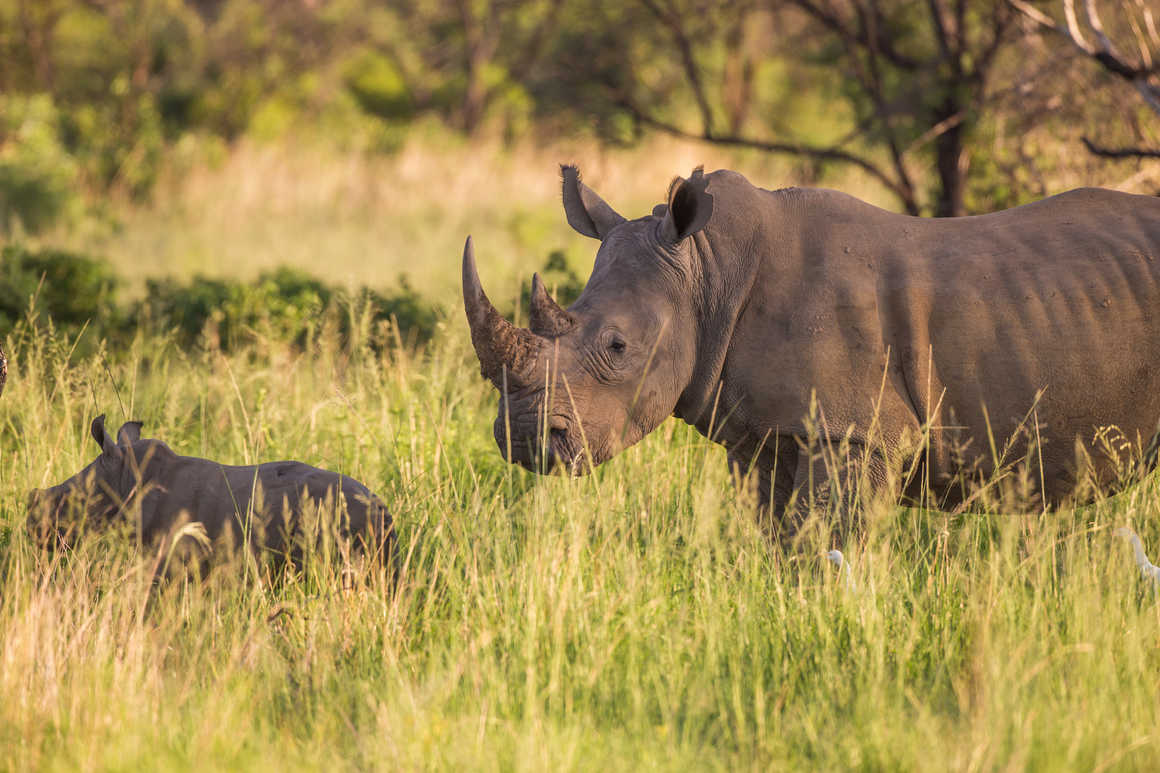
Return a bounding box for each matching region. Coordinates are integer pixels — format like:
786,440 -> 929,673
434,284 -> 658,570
462,166 -> 1160,534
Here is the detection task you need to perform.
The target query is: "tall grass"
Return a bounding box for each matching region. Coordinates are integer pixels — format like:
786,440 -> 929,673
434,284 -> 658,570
5,137 -> 1160,769
3,314 -> 1160,771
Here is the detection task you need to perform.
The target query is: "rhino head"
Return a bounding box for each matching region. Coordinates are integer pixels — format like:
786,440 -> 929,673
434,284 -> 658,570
26,415 -> 147,548
463,165 -> 714,474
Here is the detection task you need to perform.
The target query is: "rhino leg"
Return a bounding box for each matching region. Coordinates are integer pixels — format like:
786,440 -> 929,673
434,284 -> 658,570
781,439 -> 888,547
729,437 -> 797,538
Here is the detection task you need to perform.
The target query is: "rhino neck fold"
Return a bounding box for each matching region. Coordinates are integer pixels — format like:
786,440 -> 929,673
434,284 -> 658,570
673,229 -> 760,434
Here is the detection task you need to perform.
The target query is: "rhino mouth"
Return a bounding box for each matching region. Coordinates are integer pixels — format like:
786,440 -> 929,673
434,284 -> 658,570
493,412 -> 596,476
26,493 -> 74,550
26,487 -> 117,550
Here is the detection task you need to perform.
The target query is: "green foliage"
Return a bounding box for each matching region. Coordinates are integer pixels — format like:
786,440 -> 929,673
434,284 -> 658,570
344,50 -> 414,122
139,268 -> 331,350
0,244 -> 120,335
517,249 -> 586,314
358,277 -> 442,348
0,95 -> 81,235
0,244 -> 441,354
138,268 -> 441,351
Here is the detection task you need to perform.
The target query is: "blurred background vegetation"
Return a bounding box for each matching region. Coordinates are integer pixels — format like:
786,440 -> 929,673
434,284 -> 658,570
0,0 -> 1158,347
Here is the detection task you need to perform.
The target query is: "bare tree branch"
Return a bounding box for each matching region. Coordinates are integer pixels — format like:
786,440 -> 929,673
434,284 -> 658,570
1082,136 -> 1160,157
1135,77 -> 1160,114
785,0 -> 925,70
927,0 -> 955,62
621,100 -> 922,213
639,0 -> 717,136
1010,0 -> 1157,78
1082,0 -> 1119,56
903,110 -> 966,156
1009,0 -> 1160,163
1136,0 -> 1160,49
854,0 -> 921,207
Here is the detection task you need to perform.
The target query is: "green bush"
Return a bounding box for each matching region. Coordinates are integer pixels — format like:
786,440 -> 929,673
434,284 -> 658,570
0,245 -> 442,355
0,96 -> 81,235
343,50 -> 414,122
359,276 -> 442,348
0,244 -> 120,335
137,268 -> 439,352
516,249 -> 586,316
138,268 -> 333,350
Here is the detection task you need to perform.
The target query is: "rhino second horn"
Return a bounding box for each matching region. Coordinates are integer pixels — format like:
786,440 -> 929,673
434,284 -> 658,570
461,236 -> 544,390
529,273 -> 575,338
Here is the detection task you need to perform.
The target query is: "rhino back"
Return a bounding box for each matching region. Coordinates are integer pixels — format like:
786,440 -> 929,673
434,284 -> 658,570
138,455 -> 390,555
715,182 -> 1160,497
878,189 -> 1160,492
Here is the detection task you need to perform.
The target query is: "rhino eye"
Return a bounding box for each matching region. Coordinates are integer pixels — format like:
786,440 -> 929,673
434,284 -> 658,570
607,335 -> 626,354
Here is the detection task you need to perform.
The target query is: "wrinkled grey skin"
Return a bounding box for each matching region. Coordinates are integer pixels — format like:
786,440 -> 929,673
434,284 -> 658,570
27,416 -> 397,570
463,166 -> 1160,534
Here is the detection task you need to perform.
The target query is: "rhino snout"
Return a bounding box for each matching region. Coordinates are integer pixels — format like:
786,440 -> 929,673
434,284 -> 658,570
492,405 -> 593,475
26,488 -> 54,520
25,488 -> 63,547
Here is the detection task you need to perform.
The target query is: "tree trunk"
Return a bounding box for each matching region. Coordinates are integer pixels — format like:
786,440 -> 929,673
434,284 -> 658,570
462,44 -> 489,134
932,98 -> 968,217
18,0 -> 59,91
458,0 -> 498,135
722,16 -> 755,135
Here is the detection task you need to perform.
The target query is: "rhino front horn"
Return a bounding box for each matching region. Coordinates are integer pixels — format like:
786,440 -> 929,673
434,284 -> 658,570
529,274 -> 575,338
462,236 -> 544,390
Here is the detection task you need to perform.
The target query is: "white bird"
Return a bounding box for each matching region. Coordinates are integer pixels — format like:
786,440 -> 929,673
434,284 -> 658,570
826,549 -> 856,591
1113,527 -> 1160,586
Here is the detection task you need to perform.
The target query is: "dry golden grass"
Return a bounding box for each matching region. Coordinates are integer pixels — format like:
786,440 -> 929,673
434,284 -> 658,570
39,132 -> 907,303
5,131 -> 1160,769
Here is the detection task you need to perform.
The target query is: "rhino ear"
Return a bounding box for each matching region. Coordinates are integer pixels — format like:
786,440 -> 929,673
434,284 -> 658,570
561,164 -> 625,240
90,415 -> 120,457
660,167 -> 713,243
117,421 -> 143,446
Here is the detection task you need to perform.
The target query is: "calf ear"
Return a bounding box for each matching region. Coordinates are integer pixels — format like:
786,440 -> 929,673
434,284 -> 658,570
660,167 -> 713,243
90,414 -> 120,457
561,165 -> 626,240
117,421 -> 143,446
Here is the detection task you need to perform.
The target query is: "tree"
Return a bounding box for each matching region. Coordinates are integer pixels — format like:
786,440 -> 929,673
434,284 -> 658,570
1009,0 -> 1160,158
382,0 -> 564,134
580,0 -> 1025,216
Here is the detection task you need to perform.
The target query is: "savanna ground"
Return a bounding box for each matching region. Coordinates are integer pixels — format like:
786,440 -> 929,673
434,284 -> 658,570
4,138 -> 1160,771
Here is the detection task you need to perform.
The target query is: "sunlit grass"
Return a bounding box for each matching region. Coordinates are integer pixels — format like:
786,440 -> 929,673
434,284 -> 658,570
3,317 -> 1160,771
5,135 -> 1160,768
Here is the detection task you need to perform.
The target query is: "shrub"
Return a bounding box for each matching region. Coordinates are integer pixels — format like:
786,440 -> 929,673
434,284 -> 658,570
138,268 -> 334,350
137,268 -> 439,352
359,276 -> 441,348
1,245 -> 442,355
0,96 -> 81,235
344,50 -> 414,122
0,244 -> 120,335
516,249 -> 586,316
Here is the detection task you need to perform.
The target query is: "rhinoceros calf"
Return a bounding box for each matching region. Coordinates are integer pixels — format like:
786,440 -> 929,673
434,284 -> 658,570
27,416 -> 397,571
462,166 -> 1160,535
